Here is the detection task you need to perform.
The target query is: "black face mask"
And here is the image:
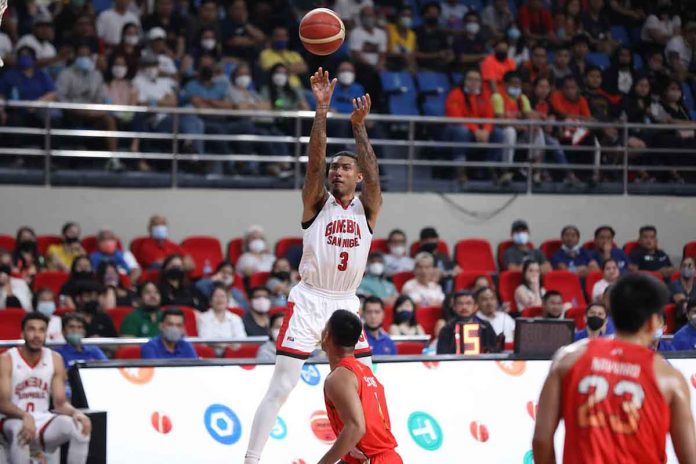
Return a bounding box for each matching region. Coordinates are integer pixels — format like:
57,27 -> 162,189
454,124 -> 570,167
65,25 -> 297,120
74,270 -> 93,280
142,304 -> 160,313
586,316 -> 605,331
81,300 -> 99,314
425,17 -> 438,26
199,66 -> 213,81
18,240 -> 36,253
0,264 -> 11,275
272,271 -> 290,281
419,242 -> 438,254
64,236 -> 79,244
165,267 -> 185,281
394,310 -> 413,324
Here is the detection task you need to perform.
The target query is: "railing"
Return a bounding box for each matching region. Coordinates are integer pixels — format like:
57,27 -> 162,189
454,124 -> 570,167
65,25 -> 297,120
2,100 -> 696,193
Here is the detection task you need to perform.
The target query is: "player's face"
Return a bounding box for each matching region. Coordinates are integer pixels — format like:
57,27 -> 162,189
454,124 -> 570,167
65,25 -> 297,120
329,156 -> 362,197
23,320 -> 47,352
453,295 -> 476,318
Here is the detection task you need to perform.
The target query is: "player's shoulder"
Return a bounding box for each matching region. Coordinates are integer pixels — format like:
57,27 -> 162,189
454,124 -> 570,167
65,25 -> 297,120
551,338 -> 590,375
325,366 -> 358,392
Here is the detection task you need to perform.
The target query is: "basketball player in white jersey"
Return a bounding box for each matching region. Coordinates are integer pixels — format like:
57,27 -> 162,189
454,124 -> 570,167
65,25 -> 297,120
244,67 -> 381,463
0,312 -> 91,464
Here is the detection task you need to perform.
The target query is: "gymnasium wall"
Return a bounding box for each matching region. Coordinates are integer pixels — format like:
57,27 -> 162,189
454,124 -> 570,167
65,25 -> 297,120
2,186 -> 694,259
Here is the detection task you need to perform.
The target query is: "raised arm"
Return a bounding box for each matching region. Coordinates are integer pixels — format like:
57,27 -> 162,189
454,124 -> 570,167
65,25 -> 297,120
351,94 -> 382,231
302,67 -> 335,223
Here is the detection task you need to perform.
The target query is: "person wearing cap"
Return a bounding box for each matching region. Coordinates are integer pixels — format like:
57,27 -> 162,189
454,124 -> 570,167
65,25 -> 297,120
15,11 -> 69,69
665,21 -> 696,80
503,220 -> 550,272
358,253 -> 398,306
144,27 -> 178,79
97,0 -> 141,47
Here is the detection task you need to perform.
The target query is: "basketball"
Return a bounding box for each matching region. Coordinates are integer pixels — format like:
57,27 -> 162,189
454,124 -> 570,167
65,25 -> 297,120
299,8 -> 345,56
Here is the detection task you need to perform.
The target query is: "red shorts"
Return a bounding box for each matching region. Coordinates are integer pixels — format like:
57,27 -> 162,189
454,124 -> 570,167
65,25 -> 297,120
340,450 -> 402,464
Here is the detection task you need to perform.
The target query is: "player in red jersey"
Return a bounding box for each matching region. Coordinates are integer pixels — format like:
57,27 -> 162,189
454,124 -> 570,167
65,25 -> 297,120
318,310 -> 402,464
533,273 -> 696,464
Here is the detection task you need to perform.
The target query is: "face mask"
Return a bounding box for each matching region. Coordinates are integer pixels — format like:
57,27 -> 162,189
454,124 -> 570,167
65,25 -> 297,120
399,17 -> 413,28
586,315 -> 605,331
362,17 -> 376,28
124,35 -> 139,46
507,86 -> 522,98
64,236 -> 79,244
19,240 -> 36,253
495,50 -> 508,62
368,262 -> 385,276
65,332 -> 83,346
18,55 -> 35,70
161,326 -> 183,343
74,270 -> 92,280
251,297 -> 271,313
419,242 -> 438,254
37,301 -> 56,316
390,245 -> 406,257
151,224 -> 168,240
75,56 -> 94,73
338,71 -> 355,86
249,239 -> 266,253
142,304 -> 159,313
272,73 -> 288,88
507,27 -> 521,41
465,22 -> 480,35
512,231 -> 529,245
425,16 -> 439,26
112,65 -> 127,79
271,40 -> 288,50
104,274 -> 119,287
145,67 -> 159,81
201,38 -> 216,50
468,84 -> 481,95
271,328 -> 280,341
165,267 -> 184,281
682,266 -> 695,280
235,75 -> 252,88
199,66 -> 213,81
394,310 -> 412,324
223,275 -> 234,286
668,90 -> 682,102
81,300 -> 99,314
99,239 -> 117,254
272,271 -> 290,281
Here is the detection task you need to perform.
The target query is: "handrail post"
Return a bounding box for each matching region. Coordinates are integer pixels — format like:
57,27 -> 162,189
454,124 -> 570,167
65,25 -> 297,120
622,121 -> 629,195
172,110 -> 179,188
43,103 -> 51,186
407,120 -> 415,192
293,114 -> 302,190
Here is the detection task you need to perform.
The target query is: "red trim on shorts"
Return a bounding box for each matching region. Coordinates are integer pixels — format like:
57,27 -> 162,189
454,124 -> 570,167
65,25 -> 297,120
276,347 -> 311,360
39,415 -> 57,450
275,302 -> 312,359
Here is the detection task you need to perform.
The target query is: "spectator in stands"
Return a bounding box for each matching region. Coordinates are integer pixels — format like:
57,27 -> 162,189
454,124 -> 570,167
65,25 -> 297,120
482,0 -> 514,42
185,0 -> 220,51
436,291 -> 498,354
550,75 -> 593,147
590,225 -> 629,271
603,46 -> 636,96
33,288 -> 63,341
515,259 -> 546,311
98,261 -> 135,309
415,2 -> 453,72
243,286 -> 272,336
197,283 -> 247,355
491,70 -> 531,170
504,220 -> 550,272
67,14 -> 101,54
158,254 -> 201,309
53,0 -> 92,47
641,3 -> 682,48
195,261 -> 249,311
520,44 -> 552,95
550,46 -> 573,88
59,255 -> 95,309
608,0 -> 646,30
383,229 -> 414,276
55,313 -> 107,368
592,258 -> 620,302
236,226 -> 276,277
228,62 -> 270,114
328,60 -> 372,141
507,26 -> 530,67
402,252 -> 445,307
349,6 -> 387,109
259,26 -> 307,89
15,11 -> 67,71
120,281 -> 161,337
541,290 -> 564,318
104,53 -> 138,157
111,23 -> 142,79
144,27 -> 178,79
96,0 -> 141,48
0,30 -> 11,68
262,62 -> 310,115
12,226 -> 43,283
358,253 -> 398,305
671,299 -> 696,350
73,280 -> 117,337
388,294 -> 425,336
89,229 -> 134,279
385,6 -> 416,71
517,0 -> 555,45
363,296 -> 396,355
221,0 -> 265,64
621,77 -> 655,181
266,257 -> 299,307
141,307 -> 198,359
570,34 -> 591,82
555,0 -> 583,44
453,12 -> 487,67
472,276 -> 495,293
0,260 -> 32,310
574,302 -> 610,340
672,257 -> 696,303
551,225 -> 597,276
629,225 -> 675,278
417,227 -> 458,284
257,311 -> 284,362
475,286 -> 515,345
142,0 -> 186,60
481,39 -> 518,95
645,49 -> 672,93
138,214 -> 190,270
581,0 -> 618,54
45,222 -> 84,272
584,65 -> 627,153
665,21 -> 696,82
441,0 -> 468,32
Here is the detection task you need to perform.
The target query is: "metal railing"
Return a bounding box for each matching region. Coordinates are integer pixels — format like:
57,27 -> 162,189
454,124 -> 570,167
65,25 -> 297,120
2,100 -> 696,193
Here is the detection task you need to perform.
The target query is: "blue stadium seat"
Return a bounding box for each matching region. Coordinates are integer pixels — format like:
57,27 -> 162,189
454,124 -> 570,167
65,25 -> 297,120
683,83 -> 695,112
633,53 -> 643,70
610,26 -> 630,46
451,72 -> 463,86
416,71 -> 450,116
586,52 -> 611,70
380,71 -> 420,116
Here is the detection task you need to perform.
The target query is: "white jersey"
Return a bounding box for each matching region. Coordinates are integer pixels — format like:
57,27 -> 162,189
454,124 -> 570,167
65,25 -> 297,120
299,194 -> 373,293
8,347 -> 53,414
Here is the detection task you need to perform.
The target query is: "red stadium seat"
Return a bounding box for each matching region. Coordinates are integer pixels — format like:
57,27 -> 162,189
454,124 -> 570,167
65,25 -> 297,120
684,241 -> 696,259
370,238 -> 389,254
108,306 -> 135,333
129,236 -> 149,265
453,239 -> 496,272
671,271 -> 681,282
181,236 -> 223,280
0,235 -> 16,252
391,271 -> 414,293
410,240 -> 449,258
584,271 -> 603,302
223,344 -> 260,358
226,238 -> 244,265
540,239 -> 562,260
0,309 -> 26,339
453,271 -> 494,291
521,306 -> 543,318
249,272 -> 271,289
137,269 -> 160,284
582,240 -> 596,251
119,274 -> 132,289
382,305 -> 393,330
395,341 -> 425,355
55,307 -> 74,318
114,346 -> 141,359
81,235 -> 123,254
497,240 -> 535,269
623,240 -> 639,256
32,271 -> 69,294
545,271 -> 586,307
416,306 -> 442,336
162,305 -> 198,336
37,235 -> 62,256
269,306 -> 286,317
564,307 -> 587,330
275,237 -> 303,258
194,344 -> 217,359
664,304 -> 677,334
499,271 -> 522,311
228,307 -> 245,317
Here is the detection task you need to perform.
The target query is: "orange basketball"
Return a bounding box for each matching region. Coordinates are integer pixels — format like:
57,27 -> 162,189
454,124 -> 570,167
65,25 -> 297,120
299,8 -> 345,56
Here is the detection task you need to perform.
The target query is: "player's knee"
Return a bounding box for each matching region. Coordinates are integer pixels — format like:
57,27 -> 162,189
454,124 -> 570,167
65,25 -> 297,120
2,420 -> 23,441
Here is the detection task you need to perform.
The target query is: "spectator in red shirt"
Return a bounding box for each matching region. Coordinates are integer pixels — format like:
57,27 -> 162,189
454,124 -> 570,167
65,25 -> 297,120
551,75 -> 591,121
138,214 -> 194,270
480,39 -> 517,95
520,44 -> 552,96
517,0 -> 556,45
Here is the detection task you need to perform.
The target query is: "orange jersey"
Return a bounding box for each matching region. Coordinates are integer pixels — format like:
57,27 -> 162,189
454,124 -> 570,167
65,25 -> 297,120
561,338 -> 670,464
325,357 -> 400,463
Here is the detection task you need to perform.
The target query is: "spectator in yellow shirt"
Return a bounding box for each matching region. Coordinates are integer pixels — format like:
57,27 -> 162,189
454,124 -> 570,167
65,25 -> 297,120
491,71 -> 532,169
386,6 -> 417,71
46,222 -> 86,272
259,26 -> 308,88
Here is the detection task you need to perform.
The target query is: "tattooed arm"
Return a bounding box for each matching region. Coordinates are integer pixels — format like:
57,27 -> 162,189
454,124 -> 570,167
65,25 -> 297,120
351,94 -> 382,231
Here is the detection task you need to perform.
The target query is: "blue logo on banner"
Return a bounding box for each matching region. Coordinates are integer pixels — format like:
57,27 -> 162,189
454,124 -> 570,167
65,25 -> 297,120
270,416 -> 287,440
301,364 -> 321,386
204,404 -> 242,445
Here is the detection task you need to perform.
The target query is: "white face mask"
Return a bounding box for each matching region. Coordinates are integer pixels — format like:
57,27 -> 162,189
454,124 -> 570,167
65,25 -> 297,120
201,38 -> 216,50
465,22 -> 480,35
507,86 -> 522,98
145,67 -> 159,81
368,262 -> 385,276
251,297 -> 271,313
37,301 -> 56,316
222,275 -> 234,287
272,73 -> 288,87
235,75 -> 252,89
512,231 -> 529,245
112,65 -> 128,79
249,239 -> 266,253
338,71 -> 355,86
124,35 -> 140,46
390,245 -> 406,257
271,328 -> 280,341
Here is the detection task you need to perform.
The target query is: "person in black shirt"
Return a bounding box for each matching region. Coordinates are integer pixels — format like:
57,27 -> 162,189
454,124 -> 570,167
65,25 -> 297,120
453,12 -> 487,67
220,0 -> 266,64
603,46 -> 636,96
243,287 -> 272,336
415,2 -> 454,72
437,291 -> 499,354
142,0 -> 187,59
621,75 -> 656,182
72,280 -> 117,338
158,254 -> 202,310
628,225 -> 675,279
60,255 -> 96,309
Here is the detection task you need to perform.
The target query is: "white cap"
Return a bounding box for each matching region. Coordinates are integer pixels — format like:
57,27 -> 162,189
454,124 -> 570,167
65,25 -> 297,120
147,27 -> 166,41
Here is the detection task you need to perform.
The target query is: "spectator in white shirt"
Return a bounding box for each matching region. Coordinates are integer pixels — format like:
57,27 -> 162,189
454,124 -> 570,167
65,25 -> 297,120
15,11 -> 68,70
144,27 -> 178,79
401,252 -> 445,307
349,5 -> 387,111
0,32 -> 12,66
383,229 -> 415,276
334,0 -> 374,28
475,286 -> 515,345
665,22 -> 696,80
0,261 -> 32,310
514,260 -> 545,312
236,225 -> 276,277
197,284 -> 247,356
592,258 -> 620,302
34,288 -> 64,342
97,0 -> 141,47
641,4 -> 681,47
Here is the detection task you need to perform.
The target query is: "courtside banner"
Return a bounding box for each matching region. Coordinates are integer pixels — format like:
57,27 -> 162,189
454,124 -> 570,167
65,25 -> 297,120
78,358 -> 694,463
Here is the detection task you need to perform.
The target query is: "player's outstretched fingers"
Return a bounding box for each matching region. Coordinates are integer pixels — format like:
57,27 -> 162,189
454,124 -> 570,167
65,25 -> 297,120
365,93 -> 371,111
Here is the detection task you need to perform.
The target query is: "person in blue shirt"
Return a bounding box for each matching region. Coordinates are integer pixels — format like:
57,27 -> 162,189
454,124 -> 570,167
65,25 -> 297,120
574,302 -> 616,341
141,307 -> 198,359
55,312 -> 108,368
589,225 -> 630,273
672,299 -> 696,351
88,229 -> 135,280
550,225 -> 597,277
671,256 -> 696,304
362,296 -> 396,355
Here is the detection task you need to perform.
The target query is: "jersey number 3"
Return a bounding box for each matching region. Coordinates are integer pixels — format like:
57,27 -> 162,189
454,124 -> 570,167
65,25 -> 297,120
577,375 -> 645,434
337,252 -> 349,271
